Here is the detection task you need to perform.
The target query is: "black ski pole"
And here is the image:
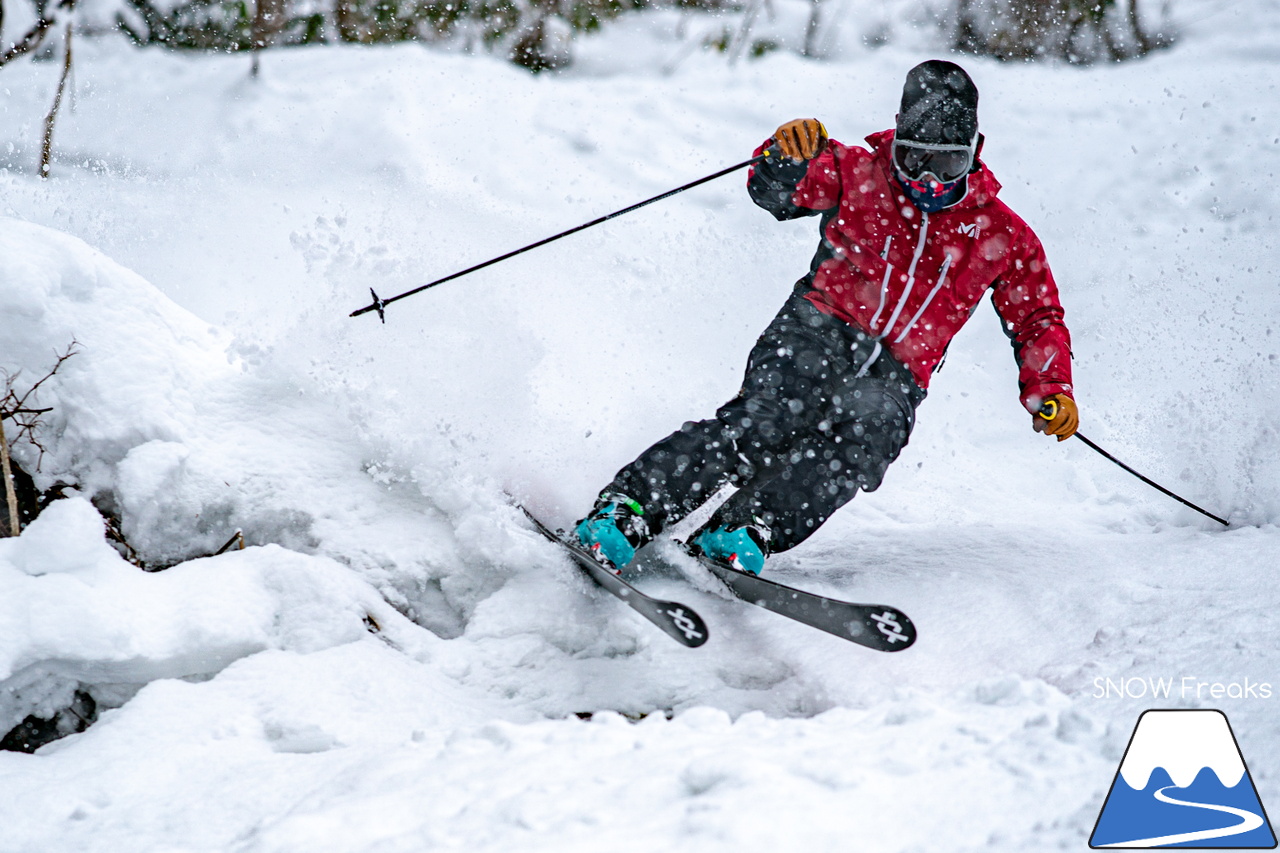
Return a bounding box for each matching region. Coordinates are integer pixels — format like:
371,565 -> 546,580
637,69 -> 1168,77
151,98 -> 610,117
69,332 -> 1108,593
1039,401 -> 1229,527
350,154 -> 767,322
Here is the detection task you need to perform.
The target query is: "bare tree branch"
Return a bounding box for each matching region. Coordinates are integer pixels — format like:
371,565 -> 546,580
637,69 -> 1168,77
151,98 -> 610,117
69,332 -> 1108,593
1,341 -> 80,470
0,417 -> 18,536
0,0 -> 77,69
40,22 -> 73,178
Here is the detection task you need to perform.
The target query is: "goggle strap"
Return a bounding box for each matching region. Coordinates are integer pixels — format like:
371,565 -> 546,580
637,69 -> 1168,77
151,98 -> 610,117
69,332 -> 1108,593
892,131 -> 979,155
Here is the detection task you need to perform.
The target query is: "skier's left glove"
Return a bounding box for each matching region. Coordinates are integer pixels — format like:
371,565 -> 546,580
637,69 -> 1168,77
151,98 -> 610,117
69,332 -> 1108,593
1034,394 -> 1078,441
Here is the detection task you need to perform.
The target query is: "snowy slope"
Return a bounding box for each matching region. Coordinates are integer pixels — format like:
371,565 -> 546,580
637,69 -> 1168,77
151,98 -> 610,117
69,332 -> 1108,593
1,0 -> 1279,849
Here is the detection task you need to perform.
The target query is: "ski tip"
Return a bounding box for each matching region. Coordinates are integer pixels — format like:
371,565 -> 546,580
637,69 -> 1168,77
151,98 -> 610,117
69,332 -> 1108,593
857,609 -> 916,651
658,602 -> 709,647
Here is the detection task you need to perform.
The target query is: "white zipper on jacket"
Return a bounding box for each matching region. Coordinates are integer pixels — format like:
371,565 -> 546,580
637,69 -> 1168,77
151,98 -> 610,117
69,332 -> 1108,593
894,253 -> 952,344
856,213 -> 930,378
855,340 -> 883,379
868,235 -> 894,332
879,211 -> 930,342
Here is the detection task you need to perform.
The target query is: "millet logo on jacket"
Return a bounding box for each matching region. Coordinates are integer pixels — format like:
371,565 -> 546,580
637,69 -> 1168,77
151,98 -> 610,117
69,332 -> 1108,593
957,222 -> 981,238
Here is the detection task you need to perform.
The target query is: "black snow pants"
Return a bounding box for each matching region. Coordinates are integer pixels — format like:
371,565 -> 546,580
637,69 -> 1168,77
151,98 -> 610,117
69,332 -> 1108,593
606,284 -> 926,553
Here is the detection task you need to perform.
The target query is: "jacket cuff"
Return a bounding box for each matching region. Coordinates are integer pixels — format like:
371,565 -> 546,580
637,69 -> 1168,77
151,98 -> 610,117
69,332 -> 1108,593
751,140 -> 810,182
1021,384 -> 1074,414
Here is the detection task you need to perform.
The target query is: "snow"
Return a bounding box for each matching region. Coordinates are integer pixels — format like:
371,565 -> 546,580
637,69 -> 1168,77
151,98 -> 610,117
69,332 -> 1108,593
1,1 -> 1279,849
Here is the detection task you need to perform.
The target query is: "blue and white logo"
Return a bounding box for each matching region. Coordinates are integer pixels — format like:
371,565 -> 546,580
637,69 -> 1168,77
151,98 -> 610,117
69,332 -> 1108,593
1091,709 -> 1276,848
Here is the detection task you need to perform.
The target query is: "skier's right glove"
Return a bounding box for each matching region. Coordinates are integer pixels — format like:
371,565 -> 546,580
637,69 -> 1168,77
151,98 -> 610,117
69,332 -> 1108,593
773,118 -> 828,162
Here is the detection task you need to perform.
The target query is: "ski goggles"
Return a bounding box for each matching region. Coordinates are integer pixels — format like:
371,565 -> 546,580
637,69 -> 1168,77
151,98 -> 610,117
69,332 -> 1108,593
891,135 -> 977,183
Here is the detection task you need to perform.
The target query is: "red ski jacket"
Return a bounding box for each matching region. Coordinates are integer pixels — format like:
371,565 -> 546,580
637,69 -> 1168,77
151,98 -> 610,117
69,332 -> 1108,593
748,129 -> 1073,412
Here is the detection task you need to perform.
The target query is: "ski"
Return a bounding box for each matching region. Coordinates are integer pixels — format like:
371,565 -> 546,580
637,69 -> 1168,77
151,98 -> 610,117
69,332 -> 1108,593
518,505 -> 709,648
683,548 -> 916,652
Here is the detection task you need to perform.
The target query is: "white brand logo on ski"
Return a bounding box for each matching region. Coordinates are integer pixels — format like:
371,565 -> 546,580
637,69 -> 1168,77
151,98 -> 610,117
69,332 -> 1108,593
957,222 -> 981,238
870,610 -> 909,643
665,607 -> 704,641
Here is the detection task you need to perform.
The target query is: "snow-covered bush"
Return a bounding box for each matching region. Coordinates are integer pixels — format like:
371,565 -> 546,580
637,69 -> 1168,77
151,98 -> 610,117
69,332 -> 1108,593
6,0 -> 1177,74
111,0 -> 653,69
948,0 -> 1174,63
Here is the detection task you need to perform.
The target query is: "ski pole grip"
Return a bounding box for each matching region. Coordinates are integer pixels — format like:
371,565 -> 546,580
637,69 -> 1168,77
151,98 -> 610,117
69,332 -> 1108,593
1039,399 -> 1059,421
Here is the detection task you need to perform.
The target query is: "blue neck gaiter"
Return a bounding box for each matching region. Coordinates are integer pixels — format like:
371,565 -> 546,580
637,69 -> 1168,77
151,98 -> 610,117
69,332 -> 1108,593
896,173 -> 968,213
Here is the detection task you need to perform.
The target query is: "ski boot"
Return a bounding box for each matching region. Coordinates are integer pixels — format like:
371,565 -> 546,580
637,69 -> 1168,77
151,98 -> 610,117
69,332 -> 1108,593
691,520 -> 771,576
574,493 -> 652,572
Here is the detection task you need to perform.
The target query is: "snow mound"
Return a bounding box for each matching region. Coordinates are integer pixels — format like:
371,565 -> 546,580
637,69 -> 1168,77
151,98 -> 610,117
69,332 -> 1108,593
0,496 -> 437,735
0,217 -> 514,639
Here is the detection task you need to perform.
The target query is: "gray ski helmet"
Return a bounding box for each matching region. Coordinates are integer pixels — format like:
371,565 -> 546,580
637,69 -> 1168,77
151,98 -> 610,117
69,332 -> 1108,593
897,60 -> 978,146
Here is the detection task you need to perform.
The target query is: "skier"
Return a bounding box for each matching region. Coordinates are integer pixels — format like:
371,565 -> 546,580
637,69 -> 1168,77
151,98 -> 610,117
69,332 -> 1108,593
575,60 -> 1078,576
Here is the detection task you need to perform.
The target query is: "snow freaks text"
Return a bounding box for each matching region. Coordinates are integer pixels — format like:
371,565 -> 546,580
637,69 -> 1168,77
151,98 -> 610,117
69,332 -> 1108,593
1093,677 -> 1274,701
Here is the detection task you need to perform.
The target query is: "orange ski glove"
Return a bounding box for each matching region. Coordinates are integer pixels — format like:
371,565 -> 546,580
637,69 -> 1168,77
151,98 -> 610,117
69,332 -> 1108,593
1034,394 -> 1079,441
773,118 -> 828,162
